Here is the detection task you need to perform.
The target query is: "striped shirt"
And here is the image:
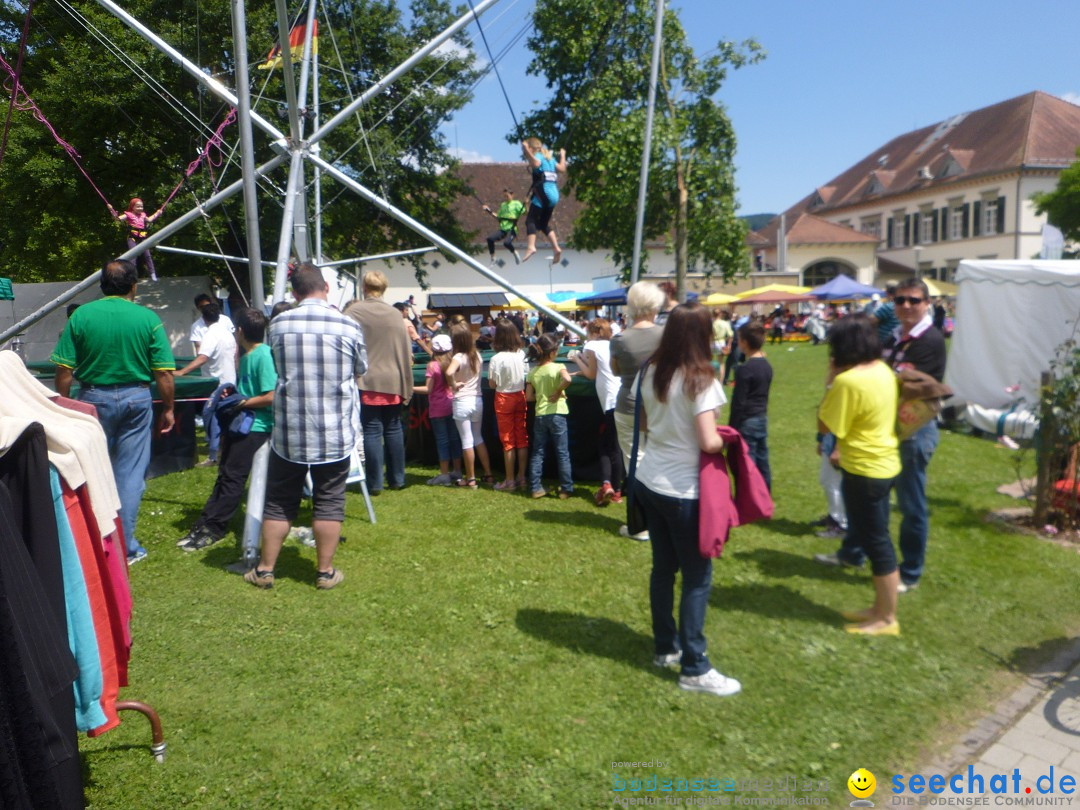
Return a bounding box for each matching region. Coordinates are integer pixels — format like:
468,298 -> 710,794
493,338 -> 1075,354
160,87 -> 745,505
268,298 -> 368,464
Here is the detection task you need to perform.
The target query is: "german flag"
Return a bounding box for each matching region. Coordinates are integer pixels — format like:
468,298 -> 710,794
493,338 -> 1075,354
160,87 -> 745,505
258,21 -> 318,70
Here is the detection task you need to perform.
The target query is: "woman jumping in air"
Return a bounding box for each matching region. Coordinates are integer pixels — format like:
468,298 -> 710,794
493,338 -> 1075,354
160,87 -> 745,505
520,137 -> 566,264
109,198 -> 162,281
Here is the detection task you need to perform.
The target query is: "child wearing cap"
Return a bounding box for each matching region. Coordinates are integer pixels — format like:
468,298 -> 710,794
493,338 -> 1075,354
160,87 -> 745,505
414,333 -> 462,485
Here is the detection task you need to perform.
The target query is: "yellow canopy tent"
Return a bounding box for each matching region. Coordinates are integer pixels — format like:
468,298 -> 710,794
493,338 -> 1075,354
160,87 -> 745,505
732,283 -> 811,299
924,279 -> 958,297
702,292 -> 737,306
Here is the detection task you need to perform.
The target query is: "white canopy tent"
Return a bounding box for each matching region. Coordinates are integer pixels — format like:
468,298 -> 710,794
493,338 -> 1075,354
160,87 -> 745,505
946,259 -> 1080,437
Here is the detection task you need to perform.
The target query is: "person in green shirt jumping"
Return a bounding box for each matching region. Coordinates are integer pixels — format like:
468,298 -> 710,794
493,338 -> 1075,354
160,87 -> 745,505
481,189 -> 526,264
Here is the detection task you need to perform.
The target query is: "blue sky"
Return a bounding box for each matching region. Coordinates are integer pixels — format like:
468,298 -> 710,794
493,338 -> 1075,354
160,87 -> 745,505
440,0 -> 1080,215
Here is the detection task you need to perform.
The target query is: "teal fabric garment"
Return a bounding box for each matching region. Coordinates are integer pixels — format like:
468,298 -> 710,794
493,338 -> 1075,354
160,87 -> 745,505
50,467 -> 107,732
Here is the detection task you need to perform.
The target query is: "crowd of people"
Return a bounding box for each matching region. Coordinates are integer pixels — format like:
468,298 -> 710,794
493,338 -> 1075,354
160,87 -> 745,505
49,257 -> 947,699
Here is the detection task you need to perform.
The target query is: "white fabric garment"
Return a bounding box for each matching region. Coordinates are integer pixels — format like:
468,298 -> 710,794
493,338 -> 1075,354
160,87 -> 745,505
583,339 -> 620,412
636,368 -> 726,499
0,351 -> 121,537
488,350 -> 527,393
198,321 -> 238,385
190,312 -> 234,348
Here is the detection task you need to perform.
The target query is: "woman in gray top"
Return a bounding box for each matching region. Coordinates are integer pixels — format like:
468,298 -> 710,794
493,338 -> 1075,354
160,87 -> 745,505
609,281 -> 665,539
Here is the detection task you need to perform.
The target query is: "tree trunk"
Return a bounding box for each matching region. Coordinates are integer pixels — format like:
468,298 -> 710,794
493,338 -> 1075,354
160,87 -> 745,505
675,163 -> 688,302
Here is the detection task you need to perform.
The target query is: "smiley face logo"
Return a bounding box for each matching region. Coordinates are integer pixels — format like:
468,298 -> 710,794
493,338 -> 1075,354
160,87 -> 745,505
848,768 -> 876,799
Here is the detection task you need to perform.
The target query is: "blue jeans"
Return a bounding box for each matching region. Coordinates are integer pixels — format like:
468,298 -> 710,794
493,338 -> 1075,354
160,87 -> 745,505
80,384 -> 154,557
361,403 -> 405,491
634,481 -> 712,676
838,471 -> 897,576
896,420 -> 938,585
529,414 -> 572,493
735,415 -> 771,492
430,414 -> 462,463
202,382 -> 233,461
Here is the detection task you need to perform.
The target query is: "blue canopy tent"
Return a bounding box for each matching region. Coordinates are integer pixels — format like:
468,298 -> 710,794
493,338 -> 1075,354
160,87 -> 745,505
810,275 -> 884,300
575,288 -> 628,306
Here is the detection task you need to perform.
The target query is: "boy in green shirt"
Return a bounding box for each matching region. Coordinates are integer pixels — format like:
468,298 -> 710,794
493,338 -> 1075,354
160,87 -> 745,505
177,307 -> 277,551
482,189 -> 526,264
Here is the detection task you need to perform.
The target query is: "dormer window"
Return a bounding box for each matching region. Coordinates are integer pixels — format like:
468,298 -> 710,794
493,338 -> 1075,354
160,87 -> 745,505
866,175 -> 885,196
940,158 -> 964,178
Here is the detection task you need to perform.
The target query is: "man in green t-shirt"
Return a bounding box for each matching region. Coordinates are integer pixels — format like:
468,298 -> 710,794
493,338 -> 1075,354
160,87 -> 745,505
177,307 -> 278,552
482,189 -> 526,264
51,259 -> 176,564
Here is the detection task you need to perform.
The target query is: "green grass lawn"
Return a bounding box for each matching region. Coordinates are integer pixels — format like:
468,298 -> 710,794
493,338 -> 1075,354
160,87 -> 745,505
79,341 -> 1080,809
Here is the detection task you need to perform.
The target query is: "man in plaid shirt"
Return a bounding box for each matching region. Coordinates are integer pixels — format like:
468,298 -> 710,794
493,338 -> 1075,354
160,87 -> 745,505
244,263 -> 367,591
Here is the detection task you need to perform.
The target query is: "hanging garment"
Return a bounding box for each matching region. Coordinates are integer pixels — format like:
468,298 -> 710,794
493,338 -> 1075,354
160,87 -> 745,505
698,426 -> 775,558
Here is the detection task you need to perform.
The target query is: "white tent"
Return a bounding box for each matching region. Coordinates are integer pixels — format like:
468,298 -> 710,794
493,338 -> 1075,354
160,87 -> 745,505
946,259 -> 1080,436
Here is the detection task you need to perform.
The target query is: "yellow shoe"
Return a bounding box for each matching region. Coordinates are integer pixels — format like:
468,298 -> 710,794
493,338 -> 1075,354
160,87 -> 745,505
845,620 -> 900,636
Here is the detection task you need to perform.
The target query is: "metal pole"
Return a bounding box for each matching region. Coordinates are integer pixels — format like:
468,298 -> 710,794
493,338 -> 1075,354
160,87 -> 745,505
273,0 -> 303,145
320,246 -> 438,268
95,0 -> 286,144
0,154 -> 287,343
630,0 -> 665,284
156,245 -> 276,267
309,153 -> 584,336
296,0 -> 318,138
312,24 -> 323,263
272,150 -> 306,301
307,0 -> 500,149
231,0 -> 266,306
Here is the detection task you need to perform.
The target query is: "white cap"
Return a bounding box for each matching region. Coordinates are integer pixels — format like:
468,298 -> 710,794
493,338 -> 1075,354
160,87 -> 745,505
431,334 -> 452,352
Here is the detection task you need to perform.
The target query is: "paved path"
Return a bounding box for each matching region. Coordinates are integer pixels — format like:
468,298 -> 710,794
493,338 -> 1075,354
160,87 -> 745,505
924,641 -> 1080,804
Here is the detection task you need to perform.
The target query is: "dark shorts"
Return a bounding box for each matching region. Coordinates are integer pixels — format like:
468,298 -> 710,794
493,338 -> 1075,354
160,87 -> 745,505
526,204 -> 555,236
263,450 -> 350,523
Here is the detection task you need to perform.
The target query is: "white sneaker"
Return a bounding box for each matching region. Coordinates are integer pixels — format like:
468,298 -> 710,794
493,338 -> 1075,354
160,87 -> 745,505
678,669 -> 741,697
653,651 -> 681,668
619,524 -> 650,541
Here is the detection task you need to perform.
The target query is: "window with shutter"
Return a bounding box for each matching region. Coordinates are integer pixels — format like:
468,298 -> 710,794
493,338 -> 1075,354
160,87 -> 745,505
996,196 -> 1006,234
973,201 -> 982,236
961,203 -> 970,238
940,208 -> 949,241
886,218 -> 894,248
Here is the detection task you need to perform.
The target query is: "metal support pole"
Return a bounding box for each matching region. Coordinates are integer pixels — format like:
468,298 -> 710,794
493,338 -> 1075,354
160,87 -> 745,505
309,153 -> 585,336
0,154 -> 287,343
231,0 -> 266,306
320,247 -> 438,268
296,0 -> 318,138
156,245 -> 276,267
272,150 -> 306,301
95,0 -> 286,144
273,0 -> 304,146
630,0 -> 665,284
307,0 -> 500,150
312,28 -> 323,263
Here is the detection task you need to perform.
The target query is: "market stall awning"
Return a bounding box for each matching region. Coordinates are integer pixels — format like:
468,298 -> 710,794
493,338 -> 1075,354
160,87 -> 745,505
427,292 -> 508,309
809,275 -> 883,300
575,288 -> 628,306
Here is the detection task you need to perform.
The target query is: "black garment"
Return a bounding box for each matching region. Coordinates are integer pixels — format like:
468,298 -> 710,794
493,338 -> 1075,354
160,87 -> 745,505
486,229 -> 516,257
729,356 -> 773,428
0,425 -> 83,809
196,430 -> 271,537
599,409 -> 625,491
932,304 -> 946,331
722,345 -> 742,384
885,325 -> 947,382
525,204 -> 554,236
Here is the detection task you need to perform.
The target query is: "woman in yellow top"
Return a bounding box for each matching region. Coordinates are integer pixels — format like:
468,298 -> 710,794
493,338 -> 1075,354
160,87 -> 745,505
815,315 -> 902,636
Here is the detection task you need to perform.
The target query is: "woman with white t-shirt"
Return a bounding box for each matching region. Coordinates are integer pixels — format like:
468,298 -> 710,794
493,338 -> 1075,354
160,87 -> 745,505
569,318 -> 623,506
634,302 -> 741,698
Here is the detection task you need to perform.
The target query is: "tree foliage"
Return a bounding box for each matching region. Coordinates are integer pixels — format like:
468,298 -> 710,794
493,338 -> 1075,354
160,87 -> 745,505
0,0 -> 478,291
516,0 -> 763,291
1033,146 -> 1080,246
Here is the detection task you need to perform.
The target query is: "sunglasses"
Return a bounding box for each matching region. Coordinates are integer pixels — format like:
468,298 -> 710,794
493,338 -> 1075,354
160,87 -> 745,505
894,296 -> 926,305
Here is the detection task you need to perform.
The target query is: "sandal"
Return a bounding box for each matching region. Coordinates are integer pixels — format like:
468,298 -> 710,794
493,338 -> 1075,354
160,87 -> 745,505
481,475 -> 497,485
243,568 -> 275,589
493,480 -> 517,492
456,477 -> 478,489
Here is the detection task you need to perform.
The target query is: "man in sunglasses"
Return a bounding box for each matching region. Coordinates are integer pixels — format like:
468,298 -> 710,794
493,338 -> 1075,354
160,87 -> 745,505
884,279 -> 946,593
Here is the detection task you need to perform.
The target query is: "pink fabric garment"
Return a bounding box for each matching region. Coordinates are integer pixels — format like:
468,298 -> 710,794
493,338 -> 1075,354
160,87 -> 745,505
52,395 -> 98,419
698,426 -> 774,558
72,485 -> 132,690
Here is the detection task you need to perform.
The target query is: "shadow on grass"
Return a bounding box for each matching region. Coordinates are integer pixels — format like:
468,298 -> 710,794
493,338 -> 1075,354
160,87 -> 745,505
711,581 -> 843,626
515,608 -> 664,675
522,509 -> 624,533
198,542 -> 316,585
758,517 -> 818,539
738,547 -> 868,584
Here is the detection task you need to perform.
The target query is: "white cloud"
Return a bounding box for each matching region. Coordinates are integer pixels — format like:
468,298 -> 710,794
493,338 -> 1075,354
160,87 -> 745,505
446,147 -> 496,163
1060,92 -> 1080,106
433,39 -> 480,66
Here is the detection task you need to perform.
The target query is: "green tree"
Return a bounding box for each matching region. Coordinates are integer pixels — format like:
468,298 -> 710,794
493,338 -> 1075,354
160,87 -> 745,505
0,0 -> 477,291
516,0 -> 762,295
1034,146 -> 1080,246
